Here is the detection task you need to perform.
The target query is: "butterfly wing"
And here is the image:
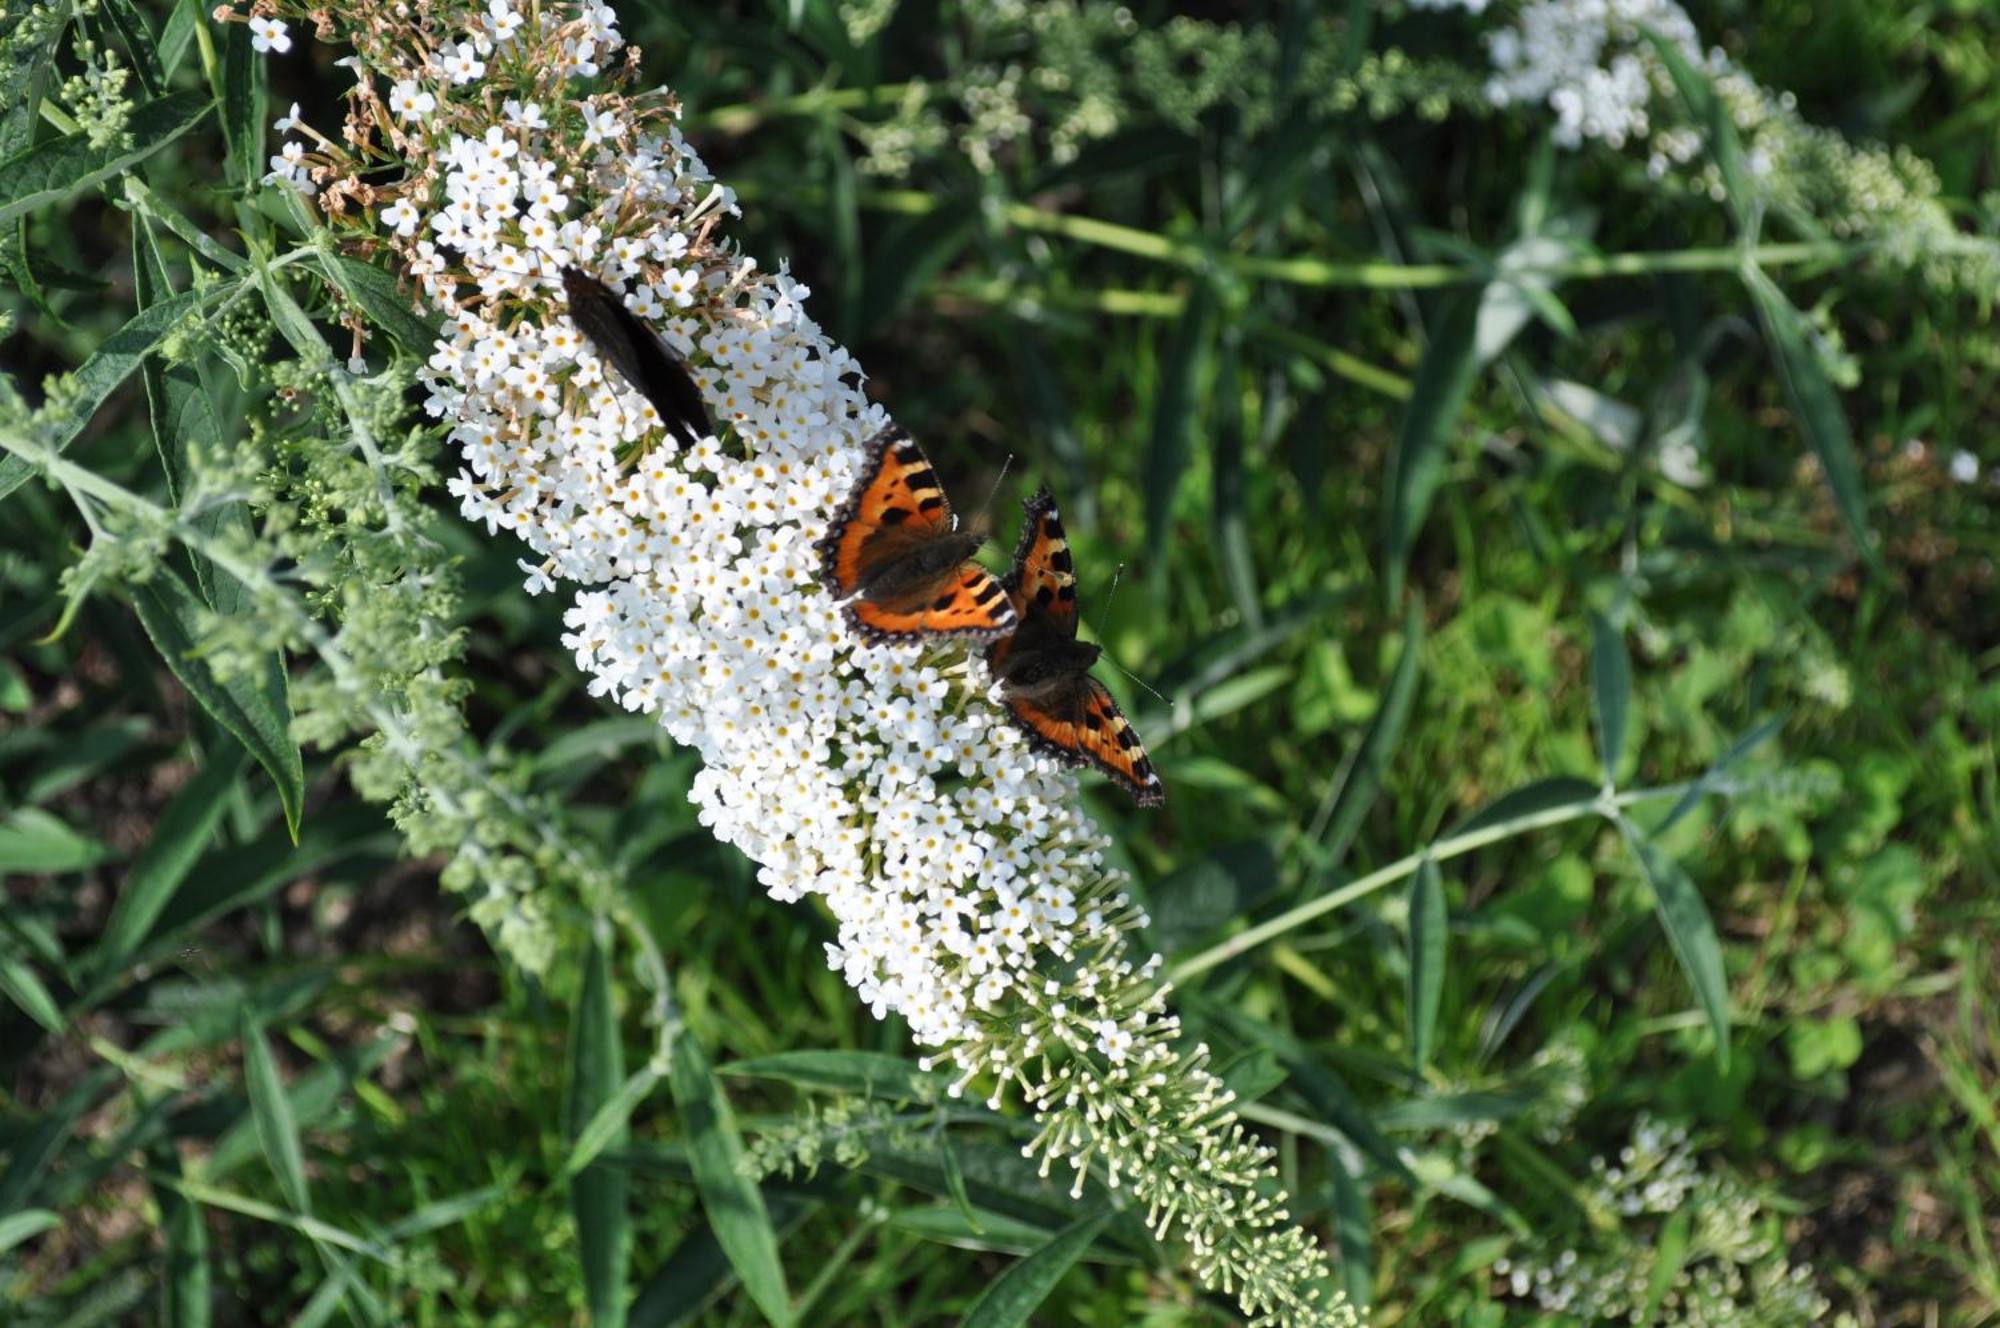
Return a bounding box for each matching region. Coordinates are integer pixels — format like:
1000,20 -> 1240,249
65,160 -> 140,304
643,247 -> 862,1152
562,267 -> 712,448
988,486 -> 1078,675
817,427 -> 1014,643
1004,677 -> 1165,807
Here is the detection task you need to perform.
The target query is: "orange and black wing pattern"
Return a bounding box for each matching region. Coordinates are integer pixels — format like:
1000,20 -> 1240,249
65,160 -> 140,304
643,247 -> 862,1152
989,489 -> 1164,807
815,426 -> 1015,644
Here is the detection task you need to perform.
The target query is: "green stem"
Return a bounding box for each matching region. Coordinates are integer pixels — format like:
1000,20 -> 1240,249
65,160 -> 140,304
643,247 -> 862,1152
693,82 -> 921,135
1169,782 -> 1693,983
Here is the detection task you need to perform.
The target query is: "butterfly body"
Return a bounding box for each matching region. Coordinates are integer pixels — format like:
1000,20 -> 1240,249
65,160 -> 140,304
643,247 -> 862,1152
817,426 -> 1017,644
561,266 -> 711,448
989,489 -> 1164,807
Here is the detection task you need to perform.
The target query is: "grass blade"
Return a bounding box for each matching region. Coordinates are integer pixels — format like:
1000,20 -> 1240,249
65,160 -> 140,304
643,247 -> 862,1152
0,1208 -> 59,1254
151,1150 -> 212,1328
1316,598 -> 1424,866
667,1023 -> 792,1327
0,954 -> 64,1033
960,1207 -> 1111,1328
1407,859 -> 1446,1071
560,1065 -> 664,1183
0,807 -> 112,874
1144,282 -> 1217,575
1744,271 -> 1875,566
1381,292 -> 1480,605
128,566 -> 303,839
241,1015 -> 311,1213
568,934 -> 631,1328
95,749 -> 244,975
1617,819 -> 1730,1067
0,90 -> 210,226
1589,610 -> 1631,784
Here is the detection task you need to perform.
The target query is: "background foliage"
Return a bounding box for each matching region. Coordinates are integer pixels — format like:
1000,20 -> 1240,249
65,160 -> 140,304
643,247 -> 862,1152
3,0 -> 1997,1324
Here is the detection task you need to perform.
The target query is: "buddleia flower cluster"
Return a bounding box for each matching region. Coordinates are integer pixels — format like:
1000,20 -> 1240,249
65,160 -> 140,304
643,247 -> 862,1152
215,0 -> 1356,1320
1493,1116 -> 1841,1328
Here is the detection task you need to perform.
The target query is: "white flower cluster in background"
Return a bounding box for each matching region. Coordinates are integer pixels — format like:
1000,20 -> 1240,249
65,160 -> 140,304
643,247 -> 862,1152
231,0 -> 1354,1321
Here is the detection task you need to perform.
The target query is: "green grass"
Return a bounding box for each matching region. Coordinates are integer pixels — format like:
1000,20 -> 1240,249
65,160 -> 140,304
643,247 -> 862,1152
3,0 -> 1998,1324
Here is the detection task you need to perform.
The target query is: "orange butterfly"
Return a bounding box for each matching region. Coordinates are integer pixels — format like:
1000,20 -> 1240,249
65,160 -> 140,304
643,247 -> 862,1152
817,426 -> 1017,644
987,488 -> 1164,807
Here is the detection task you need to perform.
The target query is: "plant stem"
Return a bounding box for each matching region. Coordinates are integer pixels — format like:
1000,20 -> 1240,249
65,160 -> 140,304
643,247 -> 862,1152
1169,782 -> 1693,983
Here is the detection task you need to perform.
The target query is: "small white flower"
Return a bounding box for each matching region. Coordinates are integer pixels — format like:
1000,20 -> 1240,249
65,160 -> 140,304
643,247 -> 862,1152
389,80 -> 437,121
248,15 -> 291,53
439,41 -> 486,84
380,196 -> 423,236
273,101 -> 302,133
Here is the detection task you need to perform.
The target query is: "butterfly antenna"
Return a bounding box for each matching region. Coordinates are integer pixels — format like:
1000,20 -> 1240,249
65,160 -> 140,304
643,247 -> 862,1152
1089,564 -> 1169,706
968,453 -> 1015,532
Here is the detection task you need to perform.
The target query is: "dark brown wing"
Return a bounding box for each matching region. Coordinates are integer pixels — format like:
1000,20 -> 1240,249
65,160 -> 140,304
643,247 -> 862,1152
562,266 -> 712,447
1004,676 -> 1164,807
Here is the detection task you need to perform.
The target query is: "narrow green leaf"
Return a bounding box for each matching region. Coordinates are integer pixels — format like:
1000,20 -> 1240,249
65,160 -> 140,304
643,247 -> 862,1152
0,807 -> 112,874
1641,1206 -> 1694,1323
1210,333 -> 1261,626
1406,859 -> 1446,1071
0,90 -> 210,226
0,1066 -> 118,1215
1317,598 -> 1424,865
630,1193 -> 815,1328
381,1186 -> 504,1241
1588,610 -> 1631,784
960,1207 -> 1111,1328
1445,775 -> 1600,841
668,1025 -> 791,1327
568,935 -> 631,1328
0,1208 -> 59,1254
0,954 -> 64,1033
314,253 -> 442,354
152,1150 -> 212,1328
128,567 -> 303,839
1144,282 -> 1216,574
1745,272 -> 1875,564
98,0 -> 166,98
1659,713 -> 1785,834
560,1065 -> 663,1183
219,21 -> 263,190
1327,1156 -> 1374,1310
1644,31 -> 1754,230
208,1034 -> 402,1179
940,1140 -> 982,1236
1382,292 -> 1481,605
720,1050 -> 935,1101
0,285 -> 213,504
96,750 -> 244,975
241,1015 -> 311,1212
1618,819 -> 1731,1066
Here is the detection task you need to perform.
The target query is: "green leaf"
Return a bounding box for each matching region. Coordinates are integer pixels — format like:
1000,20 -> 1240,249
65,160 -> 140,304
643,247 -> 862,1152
98,0 -> 166,98
719,1050 -> 935,1101
630,1192 -> 815,1328
1588,610 -> 1631,783
1406,859 -> 1446,1071
219,21 -> 263,191
960,1207 -> 1111,1328
95,750 -> 244,976
1744,271 -> 1875,565
668,1024 -> 792,1327
0,1208 -> 59,1254
1641,1206 -> 1693,1324
314,253 -> 442,354
1316,598 -> 1424,865
1659,713 -> 1785,834
128,567 -> 303,840
0,807 -> 112,873
1327,1155 -> 1373,1310
0,285 -> 215,504
568,934 -> 631,1328
940,1140 -> 982,1237
1644,31 -> 1754,231
560,1064 -> 664,1183
208,1033 -> 402,1179
152,1150 -> 212,1328
1445,775 -> 1600,842
1382,292 -> 1481,605
241,1015 -> 311,1212
0,90 -> 210,226
1618,819 -> 1730,1066
1147,838 -> 1281,955
1144,282 -> 1216,574
0,953 -> 65,1034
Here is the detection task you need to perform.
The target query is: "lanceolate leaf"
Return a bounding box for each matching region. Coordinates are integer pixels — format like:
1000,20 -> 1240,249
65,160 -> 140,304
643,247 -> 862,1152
1317,597 -> 1424,866
315,253 -> 443,354
1588,610 -> 1632,783
219,21 -> 263,191
960,1207 -> 1112,1328
95,749 -> 246,976
1744,271 -> 1875,565
0,286 -> 216,504
568,935 -> 631,1328
1145,281 -> 1217,575
667,1024 -> 792,1327
0,90 -> 210,226
128,567 -> 304,839
241,1016 -> 312,1213
1407,859 -> 1446,1071
1618,819 -> 1731,1066
1382,291 -> 1481,605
